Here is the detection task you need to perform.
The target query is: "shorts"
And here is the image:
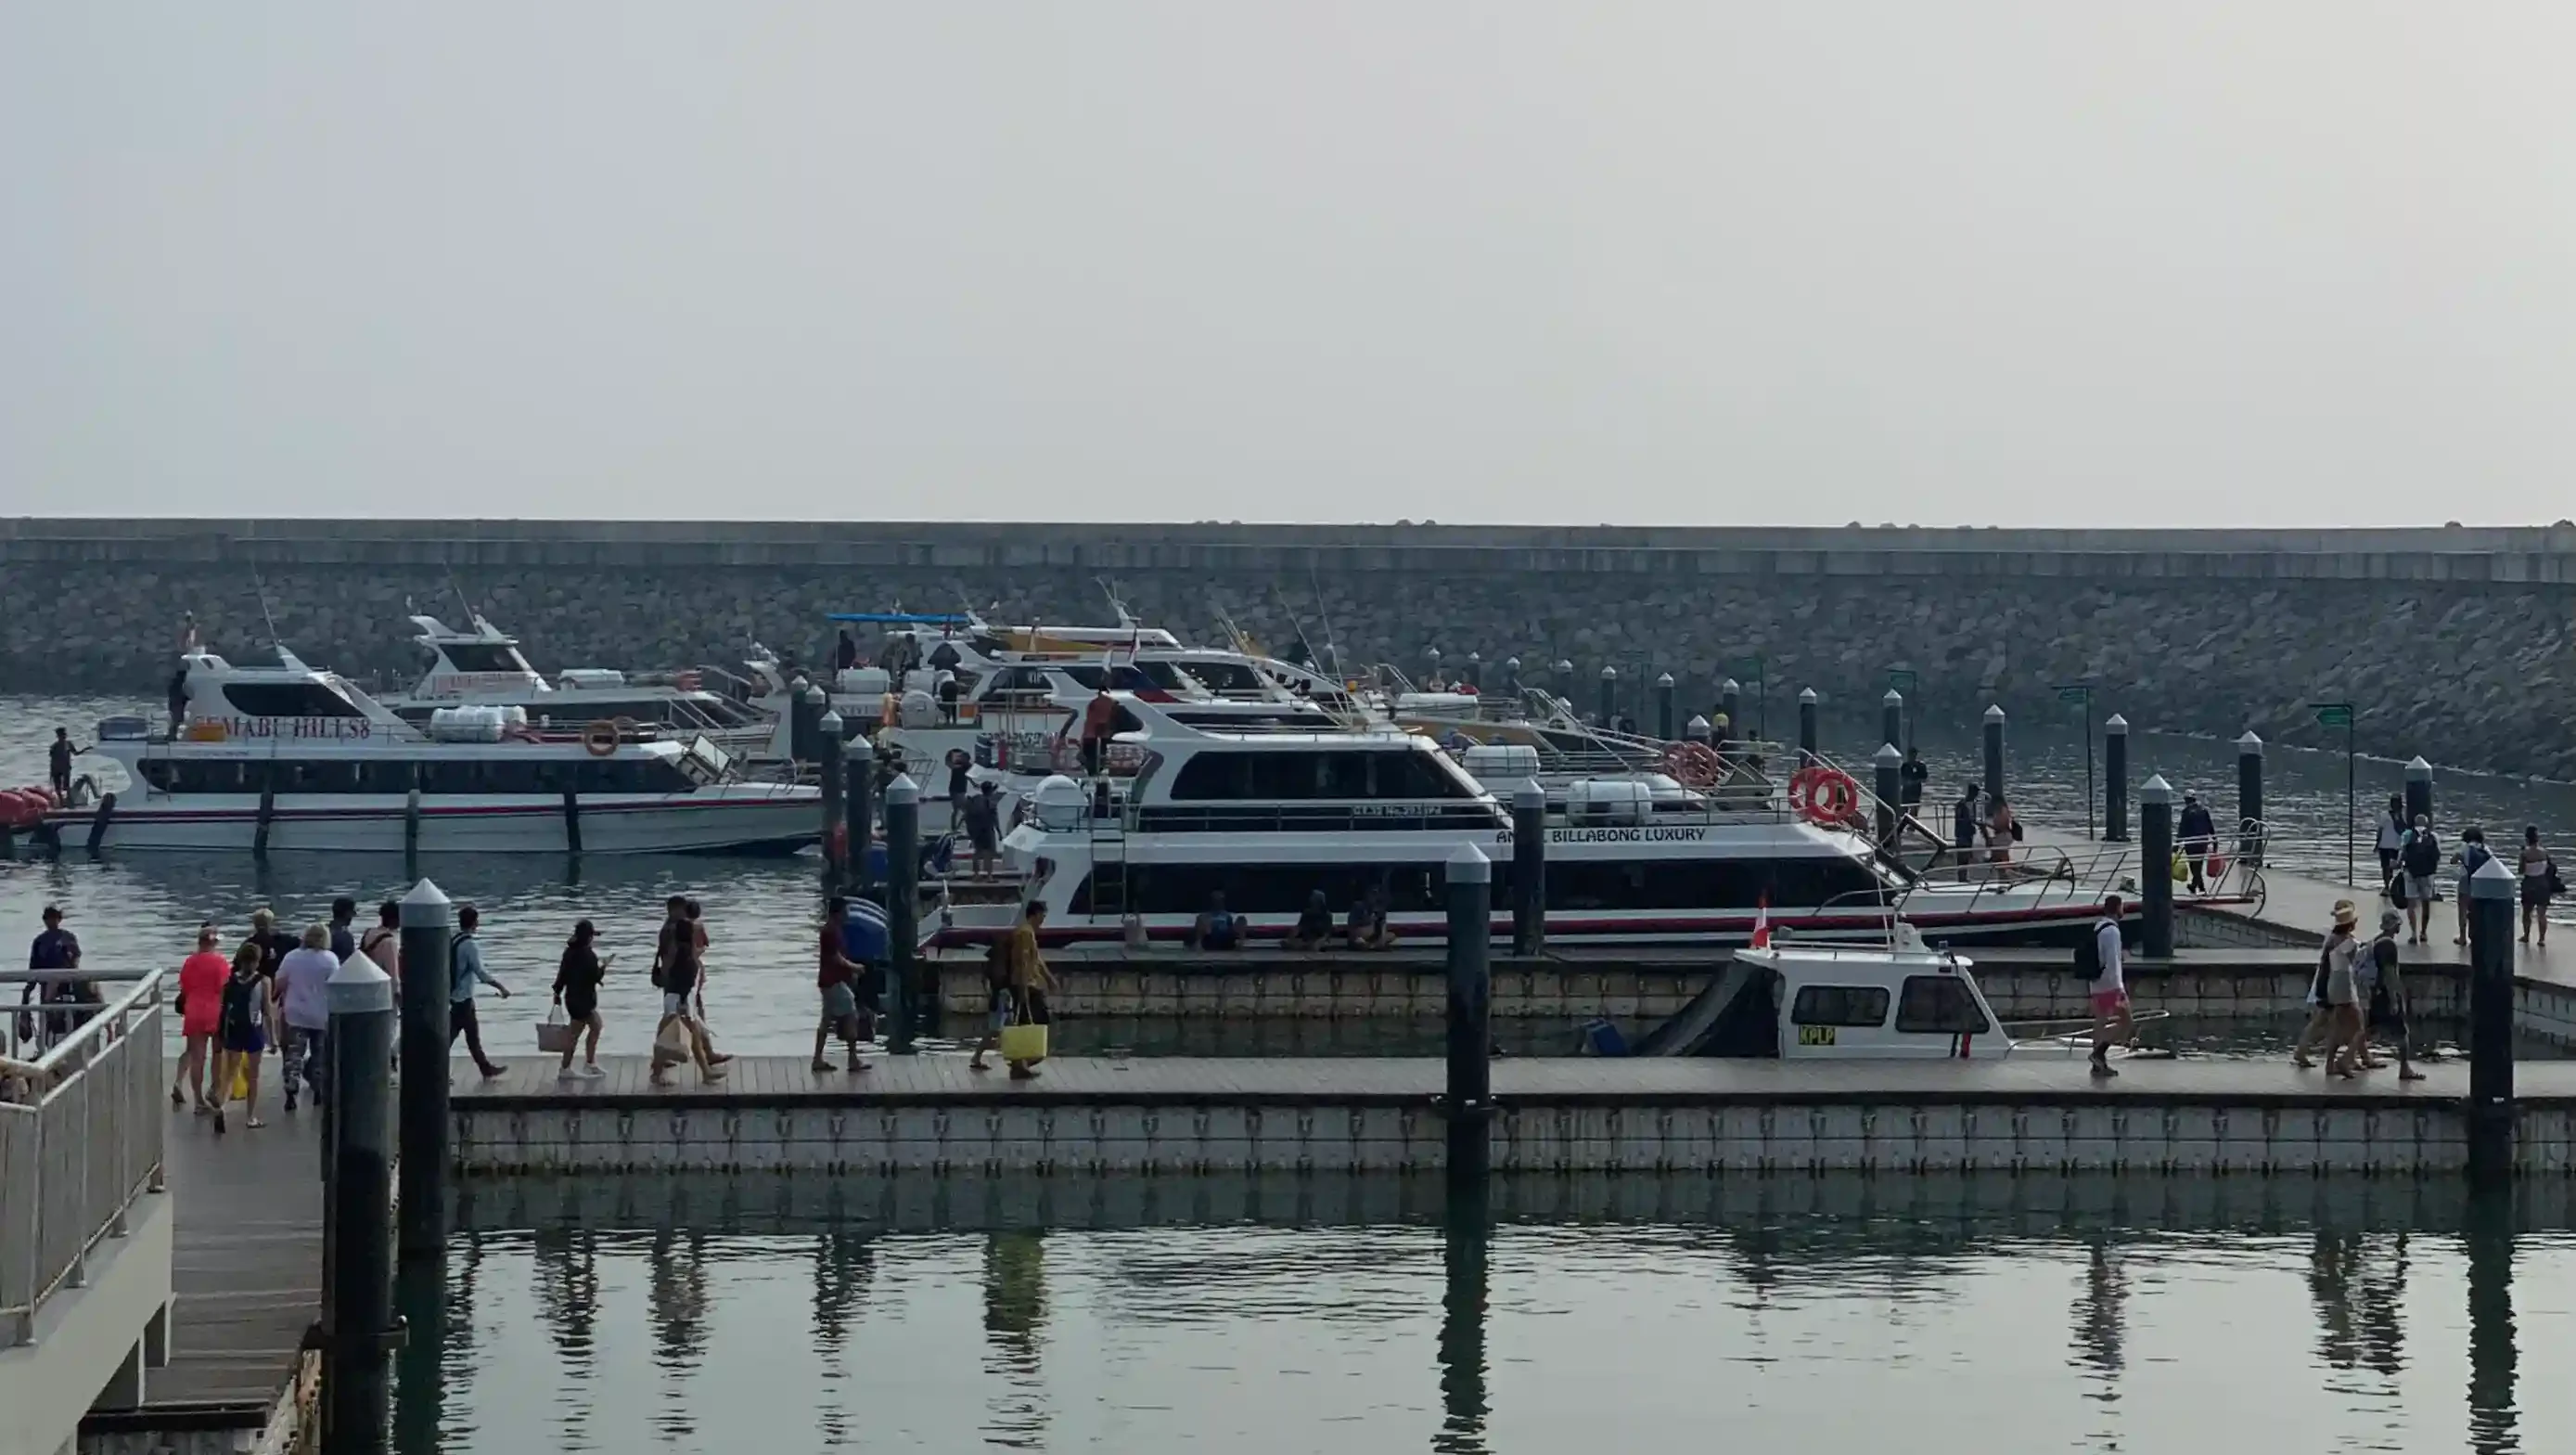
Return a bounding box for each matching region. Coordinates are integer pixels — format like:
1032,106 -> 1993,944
563,989 -> 598,1023
985,985 -> 1011,1034
662,990 -> 692,1016
221,1024 -> 267,1056
2088,989 -> 2129,1017
2403,872 -> 2437,904
2526,881 -> 2553,908
821,981 -> 858,1023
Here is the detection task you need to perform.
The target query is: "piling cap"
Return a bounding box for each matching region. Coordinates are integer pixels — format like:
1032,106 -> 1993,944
2105,713 -> 2129,732
399,878 -> 452,928
2236,730 -> 2264,754
818,709 -> 844,733
1799,688 -> 1819,704
1656,672 -> 1674,687
1554,659 -> 1573,674
801,682 -> 827,704
1427,647 -> 1442,662
326,949 -> 395,1016
1722,677 -> 1739,693
2139,774 -> 2174,805
2405,755 -> 2433,779
1600,664 -> 1618,679
1883,688 -> 1903,704
1512,779 -> 1545,809
846,736 -> 875,764
2471,856 -> 2518,899
1874,742 -> 1903,766
885,772 -> 918,805
1983,703 -> 2006,724
1685,715 -> 1711,735
1504,656 -> 1520,671
788,675 -> 810,691
1446,842 -> 1492,883
1467,650 -> 1481,663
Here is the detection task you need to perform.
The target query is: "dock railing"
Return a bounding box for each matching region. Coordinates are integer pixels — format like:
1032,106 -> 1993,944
0,970 -> 166,1346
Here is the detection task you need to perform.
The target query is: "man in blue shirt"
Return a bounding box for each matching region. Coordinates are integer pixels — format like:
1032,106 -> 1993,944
445,903 -> 512,1078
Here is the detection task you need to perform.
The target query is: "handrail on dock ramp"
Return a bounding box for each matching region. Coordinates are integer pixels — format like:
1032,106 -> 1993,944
0,969 -> 166,1346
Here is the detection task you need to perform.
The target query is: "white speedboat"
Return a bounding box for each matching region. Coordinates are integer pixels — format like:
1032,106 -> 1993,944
1640,933 -> 2014,1059
951,699 -> 2127,950
378,613 -> 774,754
47,650 -> 820,856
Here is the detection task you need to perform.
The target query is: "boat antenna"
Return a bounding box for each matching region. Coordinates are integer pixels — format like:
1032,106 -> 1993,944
250,564 -> 281,651
1306,563 -> 1344,678
1097,576 -> 1135,629
448,570 -> 480,630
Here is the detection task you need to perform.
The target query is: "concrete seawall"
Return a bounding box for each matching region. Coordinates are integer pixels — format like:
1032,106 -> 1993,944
8,519 -> 2574,775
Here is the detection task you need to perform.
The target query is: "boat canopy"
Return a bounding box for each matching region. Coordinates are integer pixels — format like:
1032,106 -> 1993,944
826,612 -> 974,625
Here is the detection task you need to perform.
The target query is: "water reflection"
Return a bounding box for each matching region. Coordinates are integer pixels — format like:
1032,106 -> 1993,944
399,1173 -> 2576,1452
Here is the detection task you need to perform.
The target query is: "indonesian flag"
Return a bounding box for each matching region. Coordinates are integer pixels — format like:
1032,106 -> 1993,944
1750,896 -> 1773,949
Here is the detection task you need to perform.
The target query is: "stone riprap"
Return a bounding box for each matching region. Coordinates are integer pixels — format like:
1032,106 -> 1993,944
6,519 -> 2573,776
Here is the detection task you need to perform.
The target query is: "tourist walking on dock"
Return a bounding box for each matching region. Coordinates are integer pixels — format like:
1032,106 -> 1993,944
360,901 -> 401,985
814,895 -> 872,1075
2177,792 -> 2218,895
276,923 -> 339,1112
446,904 -> 511,1079
2364,908 -> 2424,1080
173,924 -> 226,1113
213,940 -> 269,1132
2453,827 -> 2493,948
944,748 -> 973,829
2397,817 -> 2441,945
2376,796 -> 2408,895
19,904 -> 81,1054
551,920 -> 609,1079
649,895 -> 723,1087
1899,748 -> 1928,816
2521,826 -> 2560,946
327,897 -> 357,962
2317,901 -> 2365,1078
1004,901 -> 1055,1080
2084,895 -> 2132,1077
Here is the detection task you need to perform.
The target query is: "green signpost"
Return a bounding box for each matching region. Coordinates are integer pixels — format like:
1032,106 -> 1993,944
2312,702 -> 2356,885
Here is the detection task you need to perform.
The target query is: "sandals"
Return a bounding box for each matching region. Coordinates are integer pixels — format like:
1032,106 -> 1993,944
810,1060 -> 836,1074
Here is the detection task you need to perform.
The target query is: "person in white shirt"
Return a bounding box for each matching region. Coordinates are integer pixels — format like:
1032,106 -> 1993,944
274,924 -> 340,1114
2087,895 -> 2133,1077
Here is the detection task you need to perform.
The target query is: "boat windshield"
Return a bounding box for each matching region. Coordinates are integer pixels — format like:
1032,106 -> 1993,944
681,736 -> 733,785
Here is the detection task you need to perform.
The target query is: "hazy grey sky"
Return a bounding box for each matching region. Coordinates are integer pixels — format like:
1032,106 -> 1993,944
6,5 -> 2572,525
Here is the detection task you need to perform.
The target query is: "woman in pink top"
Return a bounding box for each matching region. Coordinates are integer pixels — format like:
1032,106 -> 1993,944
173,923 -> 227,1113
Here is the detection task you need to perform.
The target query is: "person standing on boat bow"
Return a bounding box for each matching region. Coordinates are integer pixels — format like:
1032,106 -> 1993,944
1948,783 -> 1983,873
2083,896 -> 2133,1077
47,728 -> 84,801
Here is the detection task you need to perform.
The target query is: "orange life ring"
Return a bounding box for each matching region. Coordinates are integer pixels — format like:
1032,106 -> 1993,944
1661,740 -> 1721,788
1794,768 -> 1862,826
581,720 -> 619,757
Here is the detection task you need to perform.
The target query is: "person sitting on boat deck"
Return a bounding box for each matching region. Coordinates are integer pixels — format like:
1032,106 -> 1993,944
1946,783 -> 1983,871
1346,889 -> 1396,951
1189,892 -> 1244,951
2176,792 -> 2219,894
1078,687 -> 1119,777
47,728 -> 84,800
834,628 -> 860,673
962,782 -> 1004,881
1286,890 -> 1335,951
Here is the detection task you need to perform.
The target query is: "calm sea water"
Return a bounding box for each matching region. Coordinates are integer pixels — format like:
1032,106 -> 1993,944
394,1175 -> 2569,1453
9,691 -> 2576,1055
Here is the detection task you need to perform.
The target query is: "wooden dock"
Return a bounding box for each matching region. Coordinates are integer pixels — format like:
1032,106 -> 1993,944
449,1051 -> 2576,1177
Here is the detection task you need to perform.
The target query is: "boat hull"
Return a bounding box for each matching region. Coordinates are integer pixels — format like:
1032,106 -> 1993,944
929,901 -> 2134,950
37,791 -> 821,856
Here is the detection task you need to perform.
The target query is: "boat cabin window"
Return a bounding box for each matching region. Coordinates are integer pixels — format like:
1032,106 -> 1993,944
1549,856 -> 1882,911
437,644 -> 531,674
1169,748 -> 1479,802
220,683 -> 365,718
1894,975 -> 1991,1035
1789,985 -> 1891,1028
1179,660 -> 1266,694
138,754 -> 698,795
1070,861 -> 1446,917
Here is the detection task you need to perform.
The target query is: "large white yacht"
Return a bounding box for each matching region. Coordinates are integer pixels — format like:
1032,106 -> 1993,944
953,700 -> 2128,950
379,613 -> 773,754
48,649 -> 819,855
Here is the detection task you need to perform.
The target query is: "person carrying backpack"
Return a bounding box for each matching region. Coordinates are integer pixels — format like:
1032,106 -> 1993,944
2079,895 -> 2133,1077
2398,816 -> 2441,945
2453,826 -> 2493,948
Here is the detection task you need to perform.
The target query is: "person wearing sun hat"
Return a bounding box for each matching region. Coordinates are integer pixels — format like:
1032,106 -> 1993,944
2321,900 -> 2365,1077
2296,899 -> 2364,1073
